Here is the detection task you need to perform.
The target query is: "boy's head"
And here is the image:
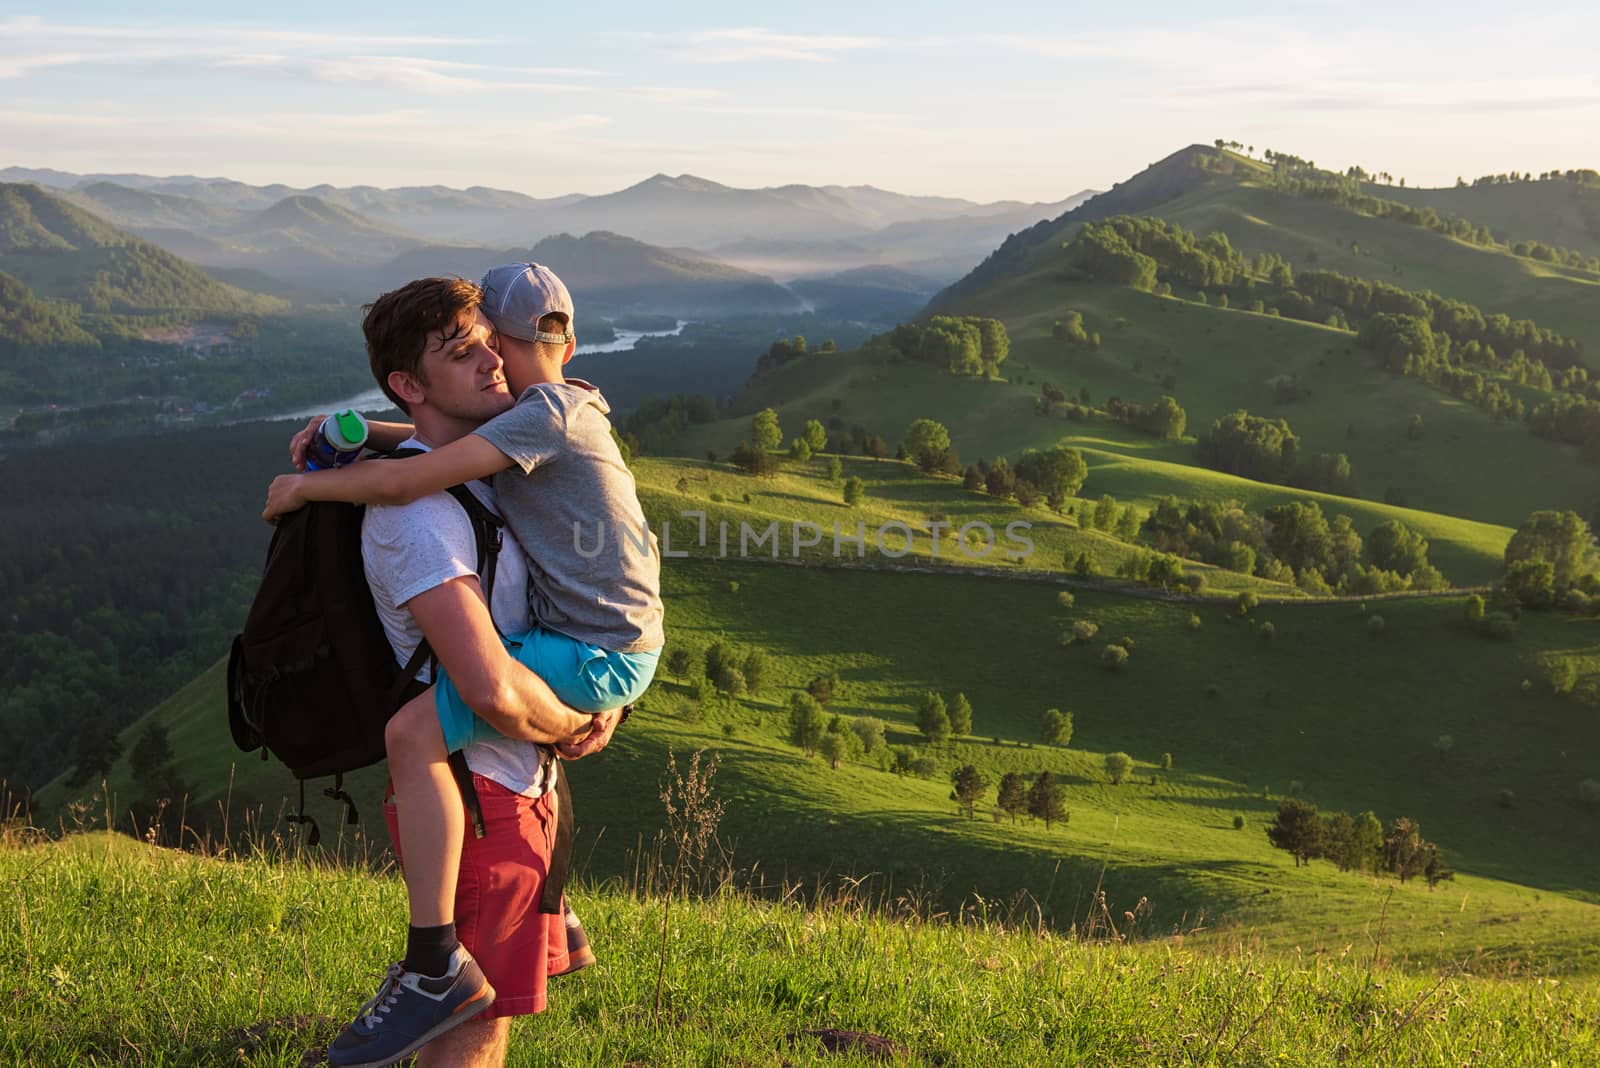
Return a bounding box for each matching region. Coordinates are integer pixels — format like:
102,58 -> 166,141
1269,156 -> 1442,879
479,262 -> 576,391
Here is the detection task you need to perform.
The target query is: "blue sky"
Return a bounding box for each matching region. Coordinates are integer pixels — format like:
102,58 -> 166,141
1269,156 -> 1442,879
2,3 -> 1597,201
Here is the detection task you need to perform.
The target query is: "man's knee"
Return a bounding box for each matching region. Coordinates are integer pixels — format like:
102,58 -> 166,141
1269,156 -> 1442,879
385,693 -> 441,760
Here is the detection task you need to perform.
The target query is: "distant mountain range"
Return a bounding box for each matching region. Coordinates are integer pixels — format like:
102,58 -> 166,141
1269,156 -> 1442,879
0,166 -> 1092,296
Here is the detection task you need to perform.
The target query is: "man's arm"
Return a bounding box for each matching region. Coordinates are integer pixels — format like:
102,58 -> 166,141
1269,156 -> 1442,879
407,575 -> 592,744
264,434 -> 511,520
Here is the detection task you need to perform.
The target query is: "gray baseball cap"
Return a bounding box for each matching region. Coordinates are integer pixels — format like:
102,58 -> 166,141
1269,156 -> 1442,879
479,262 -> 575,343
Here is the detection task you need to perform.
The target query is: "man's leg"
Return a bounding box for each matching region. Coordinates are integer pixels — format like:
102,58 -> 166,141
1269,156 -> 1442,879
415,1016 -> 509,1068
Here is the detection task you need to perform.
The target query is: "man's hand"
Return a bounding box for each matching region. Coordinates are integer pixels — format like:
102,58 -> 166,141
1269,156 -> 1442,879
262,473 -> 308,523
288,415 -> 326,471
556,706 -> 623,760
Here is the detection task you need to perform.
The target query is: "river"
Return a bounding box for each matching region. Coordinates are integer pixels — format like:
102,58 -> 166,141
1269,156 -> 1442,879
266,319 -> 689,421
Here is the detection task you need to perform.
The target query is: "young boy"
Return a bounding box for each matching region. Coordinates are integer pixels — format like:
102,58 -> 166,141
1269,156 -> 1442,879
264,264 -> 663,1066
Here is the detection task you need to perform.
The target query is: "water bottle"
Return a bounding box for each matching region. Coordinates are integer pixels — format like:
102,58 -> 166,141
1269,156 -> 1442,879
305,409 -> 369,470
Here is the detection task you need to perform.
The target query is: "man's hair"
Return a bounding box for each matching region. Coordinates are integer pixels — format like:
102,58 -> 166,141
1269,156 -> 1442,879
362,277 -> 483,413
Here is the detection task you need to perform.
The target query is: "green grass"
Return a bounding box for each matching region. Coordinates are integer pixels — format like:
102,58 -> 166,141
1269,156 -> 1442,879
4,831 -> 1598,1066
37,559 -> 1600,978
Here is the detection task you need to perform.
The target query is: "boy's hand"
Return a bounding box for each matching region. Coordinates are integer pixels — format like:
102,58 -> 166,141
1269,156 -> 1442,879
288,415 -> 326,471
262,474 -> 308,523
556,706 -> 623,760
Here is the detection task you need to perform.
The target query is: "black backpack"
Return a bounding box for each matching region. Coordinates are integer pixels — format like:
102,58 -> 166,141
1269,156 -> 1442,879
227,452 -> 504,844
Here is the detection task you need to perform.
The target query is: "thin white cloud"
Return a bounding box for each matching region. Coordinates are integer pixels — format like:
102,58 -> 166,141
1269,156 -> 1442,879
631,27 -> 885,64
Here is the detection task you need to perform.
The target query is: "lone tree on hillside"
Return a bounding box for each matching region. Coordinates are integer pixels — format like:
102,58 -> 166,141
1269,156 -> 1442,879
950,764 -> 989,819
740,650 -> 767,695
842,476 -> 865,507
751,408 -> 783,451
665,648 -> 693,680
818,732 -> 848,770
807,672 -> 841,705
1104,751 -> 1134,784
67,719 -> 123,788
802,419 -> 828,453
947,692 -> 974,737
917,692 -> 951,744
1027,772 -> 1068,830
1266,798 -> 1323,867
849,716 -> 886,753
787,693 -> 827,757
1041,708 -> 1074,748
903,418 -> 953,473
130,721 -> 186,801
996,772 -> 1028,823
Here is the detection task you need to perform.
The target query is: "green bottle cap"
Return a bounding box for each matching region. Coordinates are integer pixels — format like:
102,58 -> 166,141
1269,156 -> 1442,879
328,409 -> 369,451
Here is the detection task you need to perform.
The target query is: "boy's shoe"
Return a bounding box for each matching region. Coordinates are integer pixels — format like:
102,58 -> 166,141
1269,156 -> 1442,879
326,945 -> 494,1068
550,900 -> 597,978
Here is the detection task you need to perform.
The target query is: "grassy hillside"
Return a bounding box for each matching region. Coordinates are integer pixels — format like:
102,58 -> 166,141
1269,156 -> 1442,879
1149,179 -> 1600,357
6,832 -> 1596,1066
1377,175 -> 1600,259
669,306 -> 1548,549
0,183 -> 284,319
38,552 -> 1600,974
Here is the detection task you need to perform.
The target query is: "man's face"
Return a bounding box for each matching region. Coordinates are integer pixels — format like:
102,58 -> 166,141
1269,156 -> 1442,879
415,308 -> 513,423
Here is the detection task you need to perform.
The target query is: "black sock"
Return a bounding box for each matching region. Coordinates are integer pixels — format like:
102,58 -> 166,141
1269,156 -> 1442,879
404,923 -> 459,977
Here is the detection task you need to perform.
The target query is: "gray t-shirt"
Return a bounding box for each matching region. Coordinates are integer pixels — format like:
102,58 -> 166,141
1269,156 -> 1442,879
361,437 -> 553,798
472,378 -> 665,654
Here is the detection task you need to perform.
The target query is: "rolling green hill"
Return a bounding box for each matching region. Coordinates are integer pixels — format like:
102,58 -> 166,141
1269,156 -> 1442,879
669,283 -> 1585,535
35,548 -> 1600,974
1376,174 -> 1600,259
0,183 -> 284,319
934,145 -> 1600,358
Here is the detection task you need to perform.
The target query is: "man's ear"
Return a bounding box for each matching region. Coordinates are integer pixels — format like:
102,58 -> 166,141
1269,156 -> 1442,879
388,370 -> 427,407
561,337 -> 576,366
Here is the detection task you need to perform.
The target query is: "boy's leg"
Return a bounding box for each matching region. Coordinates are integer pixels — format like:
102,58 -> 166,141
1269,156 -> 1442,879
386,688 -> 463,964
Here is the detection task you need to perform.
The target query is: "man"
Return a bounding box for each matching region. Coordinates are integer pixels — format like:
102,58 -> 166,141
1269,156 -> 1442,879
292,276 -> 619,1067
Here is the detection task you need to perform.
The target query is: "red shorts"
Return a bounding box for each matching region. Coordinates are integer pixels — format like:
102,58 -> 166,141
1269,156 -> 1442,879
384,774 -> 571,1019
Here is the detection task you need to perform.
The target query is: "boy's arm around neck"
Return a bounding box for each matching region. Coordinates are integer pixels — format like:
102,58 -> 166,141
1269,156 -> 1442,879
262,434 -> 512,520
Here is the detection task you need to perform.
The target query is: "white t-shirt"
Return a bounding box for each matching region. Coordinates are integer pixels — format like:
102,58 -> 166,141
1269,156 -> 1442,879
361,436 -> 553,797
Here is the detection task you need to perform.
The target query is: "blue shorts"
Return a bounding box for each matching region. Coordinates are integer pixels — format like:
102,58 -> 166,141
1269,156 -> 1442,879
434,627 -> 660,753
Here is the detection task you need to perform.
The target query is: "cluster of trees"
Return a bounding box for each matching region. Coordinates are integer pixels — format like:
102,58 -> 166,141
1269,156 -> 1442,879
961,443 -> 1089,512
1196,410 -> 1356,495
990,769 -> 1069,829
1144,496 -> 1445,594
1494,510 -> 1600,612
661,638 -> 773,704
623,393 -> 719,455
916,691 -> 975,743
1034,381 -> 1187,441
1103,395 -> 1188,440
1051,311 -> 1100,350
886,316 -> 1010,377
754,334 -> 835,376
1267,799 -> 1453,887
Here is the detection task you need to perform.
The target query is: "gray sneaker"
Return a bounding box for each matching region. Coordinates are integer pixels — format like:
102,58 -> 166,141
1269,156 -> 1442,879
326,945 -> 495,1068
